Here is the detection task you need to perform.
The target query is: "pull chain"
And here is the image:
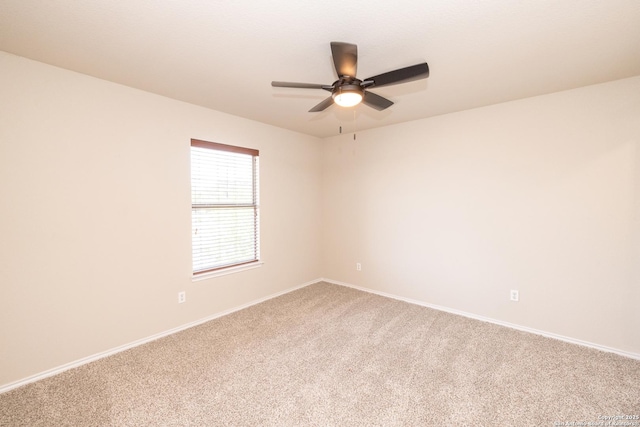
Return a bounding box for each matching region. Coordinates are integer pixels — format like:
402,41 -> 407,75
353,109 -> 357,140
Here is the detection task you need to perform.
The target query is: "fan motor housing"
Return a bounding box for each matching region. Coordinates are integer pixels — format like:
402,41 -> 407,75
331,81 -> 364,99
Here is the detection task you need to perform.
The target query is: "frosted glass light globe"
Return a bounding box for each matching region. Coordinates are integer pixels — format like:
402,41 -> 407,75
334,91 -> 363,107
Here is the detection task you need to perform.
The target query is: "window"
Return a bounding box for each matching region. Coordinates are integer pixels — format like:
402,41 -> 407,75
190,139 -> 260,276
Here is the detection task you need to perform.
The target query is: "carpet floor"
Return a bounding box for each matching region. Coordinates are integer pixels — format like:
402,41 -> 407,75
1,281 -> 639,426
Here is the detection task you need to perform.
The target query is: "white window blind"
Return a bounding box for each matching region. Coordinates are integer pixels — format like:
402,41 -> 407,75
191,139 -> 259,275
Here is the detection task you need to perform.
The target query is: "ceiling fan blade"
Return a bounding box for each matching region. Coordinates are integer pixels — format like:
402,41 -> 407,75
309,96 -> 335,112
272,81 -> 332,90
363,91 -> 394,111
331,42 -> 357,78
363,62 -> 429,88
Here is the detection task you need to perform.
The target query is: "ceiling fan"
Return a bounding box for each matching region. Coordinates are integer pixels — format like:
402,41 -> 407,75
272,42 -> 429,112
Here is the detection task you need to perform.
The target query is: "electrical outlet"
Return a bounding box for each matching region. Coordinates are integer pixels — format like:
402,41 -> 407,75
356,262 -> 361,271
178,291 -> 186,304
510,290 -> 519,302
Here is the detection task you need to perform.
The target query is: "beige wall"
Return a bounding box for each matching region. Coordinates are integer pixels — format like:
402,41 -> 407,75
0,52 -> 323,386
322,76 -> 640,355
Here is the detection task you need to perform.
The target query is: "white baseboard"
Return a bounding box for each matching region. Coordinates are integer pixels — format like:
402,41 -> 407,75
4,276 -> 637,394
321,278 -> 640,361
0,278 -> 322,394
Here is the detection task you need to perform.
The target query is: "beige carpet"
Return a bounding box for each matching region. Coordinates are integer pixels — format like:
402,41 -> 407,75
1,282 -> 639,426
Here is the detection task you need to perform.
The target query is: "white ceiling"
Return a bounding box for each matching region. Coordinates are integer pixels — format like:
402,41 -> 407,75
1,0 -> 639,138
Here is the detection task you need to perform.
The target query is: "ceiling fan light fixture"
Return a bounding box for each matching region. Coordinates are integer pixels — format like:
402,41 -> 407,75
332,85 -> 363,107
272,41 -> 429,113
